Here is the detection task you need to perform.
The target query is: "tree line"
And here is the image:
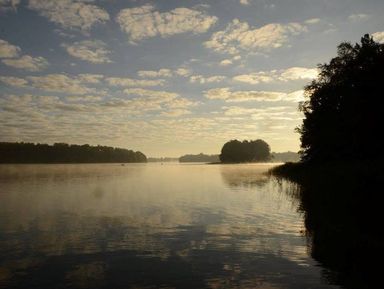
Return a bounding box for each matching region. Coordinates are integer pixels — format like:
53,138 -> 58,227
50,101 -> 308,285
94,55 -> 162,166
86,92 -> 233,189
0,142 -> 147,163
179,153 -> 220,163
220,139 -> 271,163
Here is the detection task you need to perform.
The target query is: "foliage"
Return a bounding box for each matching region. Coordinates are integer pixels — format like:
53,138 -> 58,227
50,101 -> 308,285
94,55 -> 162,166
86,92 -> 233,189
0,142 -> 147,163
298,34 -> 384,162
219,139 -> 271,163
179,153 -> 220,163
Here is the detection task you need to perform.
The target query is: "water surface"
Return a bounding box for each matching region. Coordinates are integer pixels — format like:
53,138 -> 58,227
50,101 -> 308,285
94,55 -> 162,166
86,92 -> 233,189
0,163 -> 339,289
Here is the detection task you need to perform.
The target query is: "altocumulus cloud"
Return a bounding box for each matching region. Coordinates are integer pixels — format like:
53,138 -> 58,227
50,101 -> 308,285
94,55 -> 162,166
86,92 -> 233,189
204,87 -> 304,102
63,40 -> 112,63
0,39 -> 20,58
26,74 -> 98,94
116,4 -> 218,43
2,55 -> 48,71
233,67 -> 318,84
28,0 -> 109,31
204,18 -> 307,54
0,38 -> 48,71
0,76 -> 28,87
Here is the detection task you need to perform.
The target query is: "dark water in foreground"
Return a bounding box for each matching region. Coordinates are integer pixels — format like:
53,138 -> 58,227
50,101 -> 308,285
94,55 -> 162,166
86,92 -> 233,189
0,163 -> 339,289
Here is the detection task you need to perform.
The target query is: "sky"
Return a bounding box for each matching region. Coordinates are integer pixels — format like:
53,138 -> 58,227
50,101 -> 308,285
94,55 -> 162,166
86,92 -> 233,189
1,0 -> 383,157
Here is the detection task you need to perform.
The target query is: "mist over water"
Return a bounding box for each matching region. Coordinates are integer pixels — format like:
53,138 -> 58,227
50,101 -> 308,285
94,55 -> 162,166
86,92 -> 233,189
0,164 -> 339,289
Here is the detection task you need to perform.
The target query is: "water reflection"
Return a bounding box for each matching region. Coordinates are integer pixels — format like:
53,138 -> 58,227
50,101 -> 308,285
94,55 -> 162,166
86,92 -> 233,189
220,164 -> 270,188
276,165 -> 384,289
0,164 -> 338,289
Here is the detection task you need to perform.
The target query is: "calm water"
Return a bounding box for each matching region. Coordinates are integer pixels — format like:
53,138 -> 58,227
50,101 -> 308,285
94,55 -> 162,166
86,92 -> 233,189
0,163 -> 339,289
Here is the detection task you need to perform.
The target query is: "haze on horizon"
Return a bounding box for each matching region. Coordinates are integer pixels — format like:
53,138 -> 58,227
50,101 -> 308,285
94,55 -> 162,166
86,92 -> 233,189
1,0 -> 383,157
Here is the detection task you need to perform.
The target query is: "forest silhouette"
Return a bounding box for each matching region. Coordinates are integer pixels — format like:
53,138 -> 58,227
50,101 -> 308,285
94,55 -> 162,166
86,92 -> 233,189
0,142 -> 147,163
272,34 -> 384,289
298,34 -> 384,163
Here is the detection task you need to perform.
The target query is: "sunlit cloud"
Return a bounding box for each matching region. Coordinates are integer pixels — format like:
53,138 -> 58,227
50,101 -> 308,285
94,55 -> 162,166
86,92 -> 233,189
105,77 -> 165,87
0,38 -> 48,71
2,55 -> 49,71
138,69 -> 173,78
372,31 -> 384,43
63,40 -> 112,63
27,74 -> 97,94
204,19 -> 307,54
66,95 -> 103,102
78,74 -> 104,84
239,0 -> 251,6
161,109 -> 191,117
0,39 -> 20,58
219,59 -> 232,66
28,0 -> 110,31
304,18 -> 321,24
0,76 -> 28,87
189,75 -> 226,84
116,4 -> 218,43
174,68 -> 192,77
124,88 -> 179,100
205,88 -> 304,102
233,67 -> 318,84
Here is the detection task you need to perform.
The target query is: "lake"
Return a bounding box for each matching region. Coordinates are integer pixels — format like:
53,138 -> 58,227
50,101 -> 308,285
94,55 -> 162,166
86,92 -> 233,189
0,163 -> 339,289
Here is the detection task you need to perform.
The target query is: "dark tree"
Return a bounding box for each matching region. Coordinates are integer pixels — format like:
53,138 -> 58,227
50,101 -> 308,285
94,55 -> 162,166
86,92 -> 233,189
0,142 -> 147,163
298,34 -> 384,162
179,153 -> 220,163
219,139 -> 271,163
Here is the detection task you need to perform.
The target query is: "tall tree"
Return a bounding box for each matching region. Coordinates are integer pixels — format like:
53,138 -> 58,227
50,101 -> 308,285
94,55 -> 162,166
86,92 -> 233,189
298,34 -> 384,162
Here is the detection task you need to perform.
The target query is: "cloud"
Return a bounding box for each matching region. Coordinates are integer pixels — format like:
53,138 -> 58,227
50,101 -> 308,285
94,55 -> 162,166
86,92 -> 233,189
138,69 -> 172,78
167,97 -> 197,109
161,109 -> 191,117
233,73 -> 274,84
0,39 -> 20,58
204,87 -> 304,102
66,95 -> 102,102
123,88 -> 197,113
63,40 -> 111,63
78,73 -> 104,83
304,18 -> 321,24
233,67 -> 318,84
105,77 -> 165,87
0,38 -> 49,71
124,88 -> 179,101
280,67 -> 318,80
174,68 -> 192,77
348,14 -> 370,22
2,55 -> 49,71
222,105 -> 302,123
0,0 -> 19,11
372,31 -> 384,43
0,76 -> 27,87
116,4 -> 217,43
189,75 -> 226,84
27,74 -> 96,94
28,0 -> 109,31
239,0 -> 250,5
204,19 -> 307,54
219,59 -> 232,66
